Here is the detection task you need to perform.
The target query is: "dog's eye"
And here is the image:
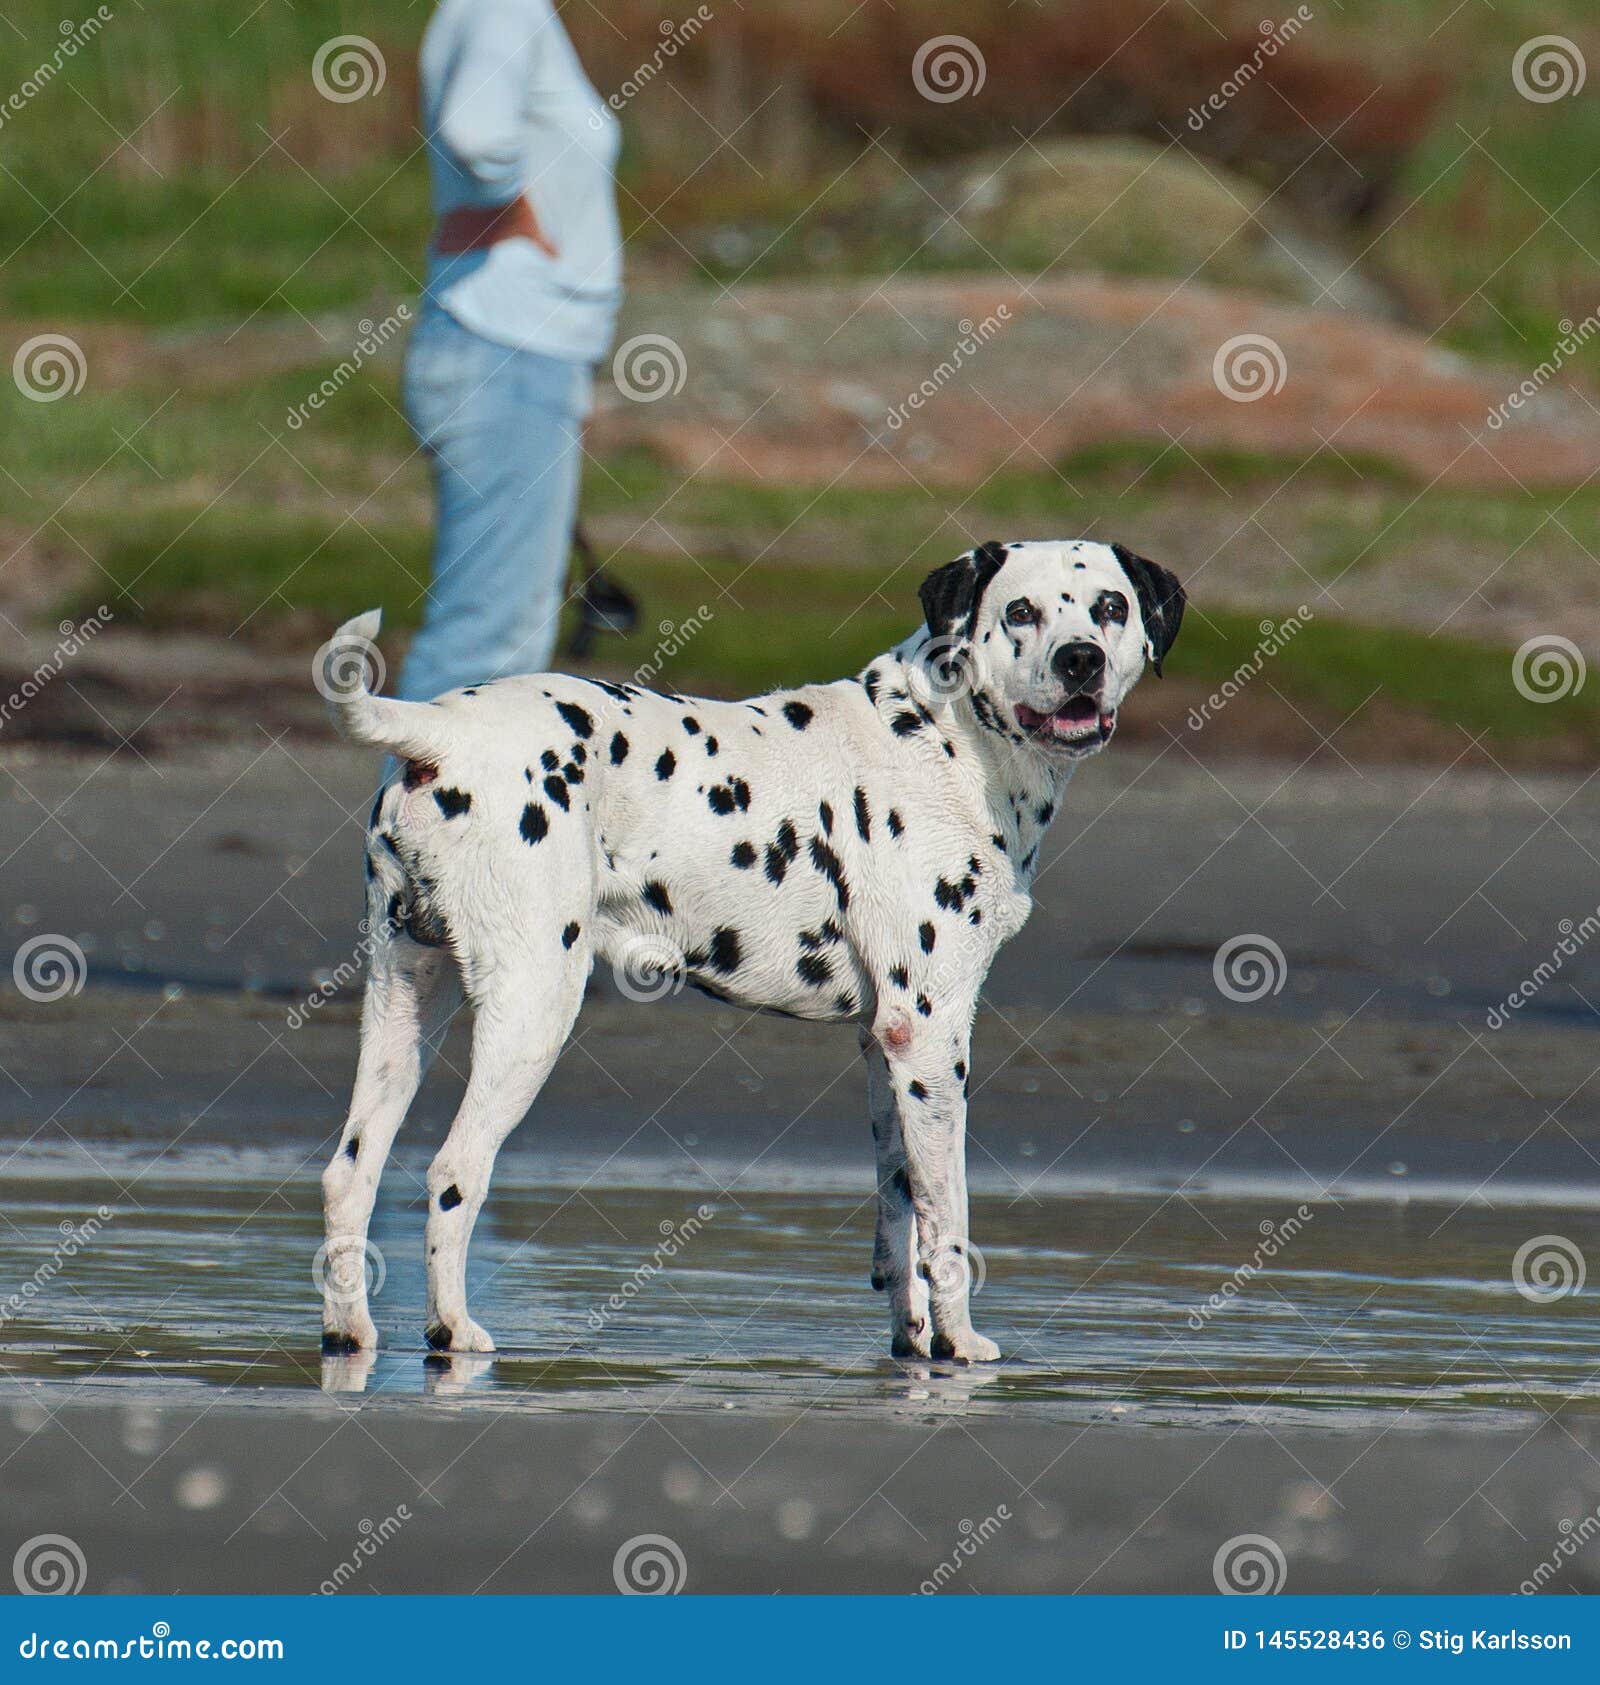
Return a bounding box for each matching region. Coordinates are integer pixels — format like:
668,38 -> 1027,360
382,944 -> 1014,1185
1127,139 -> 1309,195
1003,599 -> 1038,627
1094,591 -> 1129,627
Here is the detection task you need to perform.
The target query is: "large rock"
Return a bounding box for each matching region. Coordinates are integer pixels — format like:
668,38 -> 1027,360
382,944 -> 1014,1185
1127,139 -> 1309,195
595,273 -> 1600,490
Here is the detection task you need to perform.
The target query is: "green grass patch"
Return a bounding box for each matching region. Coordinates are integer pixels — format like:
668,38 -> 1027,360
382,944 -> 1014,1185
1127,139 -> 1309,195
67,502 -> 1600,753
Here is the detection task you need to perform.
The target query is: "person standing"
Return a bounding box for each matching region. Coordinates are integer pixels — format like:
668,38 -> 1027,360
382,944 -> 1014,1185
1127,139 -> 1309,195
398,0 -> 623,703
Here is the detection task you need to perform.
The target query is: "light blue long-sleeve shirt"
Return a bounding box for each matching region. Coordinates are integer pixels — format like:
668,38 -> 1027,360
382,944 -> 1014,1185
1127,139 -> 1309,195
420,0 -> 623,363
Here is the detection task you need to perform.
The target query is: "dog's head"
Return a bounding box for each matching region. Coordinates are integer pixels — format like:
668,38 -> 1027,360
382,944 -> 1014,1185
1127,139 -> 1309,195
917,539 -> 1185,760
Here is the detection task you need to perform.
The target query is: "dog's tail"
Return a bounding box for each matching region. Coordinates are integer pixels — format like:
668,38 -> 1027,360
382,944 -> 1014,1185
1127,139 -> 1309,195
322,610 -> 458,764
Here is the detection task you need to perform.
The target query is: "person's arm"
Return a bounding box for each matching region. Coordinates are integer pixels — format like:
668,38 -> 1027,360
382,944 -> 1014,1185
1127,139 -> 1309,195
435,0 -> 556,253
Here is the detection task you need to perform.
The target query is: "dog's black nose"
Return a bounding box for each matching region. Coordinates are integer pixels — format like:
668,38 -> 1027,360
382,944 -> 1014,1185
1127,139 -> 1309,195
1052,641 -> 1105,692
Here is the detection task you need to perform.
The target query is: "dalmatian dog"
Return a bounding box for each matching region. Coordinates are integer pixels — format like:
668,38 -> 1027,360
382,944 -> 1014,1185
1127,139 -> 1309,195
320,539 -> 1185,1363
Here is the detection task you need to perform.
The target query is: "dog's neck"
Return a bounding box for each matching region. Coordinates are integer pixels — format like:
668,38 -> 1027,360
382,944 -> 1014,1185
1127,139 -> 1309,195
861,636 -> 1072,883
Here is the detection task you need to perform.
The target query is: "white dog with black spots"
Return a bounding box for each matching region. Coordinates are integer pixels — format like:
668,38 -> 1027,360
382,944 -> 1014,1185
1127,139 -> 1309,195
320,539 -> 1185,1362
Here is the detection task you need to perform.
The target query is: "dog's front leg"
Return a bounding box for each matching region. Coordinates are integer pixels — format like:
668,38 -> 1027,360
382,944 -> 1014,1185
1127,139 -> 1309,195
869,1010 -> 999,1364
861,1031 -> 931,1357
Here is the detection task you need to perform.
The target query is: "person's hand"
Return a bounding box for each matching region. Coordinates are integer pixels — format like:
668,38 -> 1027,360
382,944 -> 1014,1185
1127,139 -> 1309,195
433,193 -> 558,258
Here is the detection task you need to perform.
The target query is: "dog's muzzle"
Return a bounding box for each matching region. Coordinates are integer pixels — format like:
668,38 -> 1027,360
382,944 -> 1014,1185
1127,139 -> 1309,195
1014,642 -> 1116,752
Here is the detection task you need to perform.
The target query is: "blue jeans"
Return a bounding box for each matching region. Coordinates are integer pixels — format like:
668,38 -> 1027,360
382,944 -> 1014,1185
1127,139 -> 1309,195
398,308 -> 592,702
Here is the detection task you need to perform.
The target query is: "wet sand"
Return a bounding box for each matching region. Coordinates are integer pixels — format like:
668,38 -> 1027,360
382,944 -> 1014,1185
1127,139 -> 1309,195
5,1399 -> 1600,1594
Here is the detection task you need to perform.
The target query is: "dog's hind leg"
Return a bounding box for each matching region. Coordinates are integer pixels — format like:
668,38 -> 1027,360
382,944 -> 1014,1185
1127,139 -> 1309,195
320,936 -> 462,1351
421,943 -> 589,1354
862,1033 -> 933,1358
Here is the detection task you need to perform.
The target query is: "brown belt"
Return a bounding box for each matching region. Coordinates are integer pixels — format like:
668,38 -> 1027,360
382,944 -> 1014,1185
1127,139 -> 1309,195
432,195 -> 555,257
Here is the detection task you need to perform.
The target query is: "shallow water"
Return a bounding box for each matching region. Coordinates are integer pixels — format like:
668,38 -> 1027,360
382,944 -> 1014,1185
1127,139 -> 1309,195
3,1147 -> 1598,1430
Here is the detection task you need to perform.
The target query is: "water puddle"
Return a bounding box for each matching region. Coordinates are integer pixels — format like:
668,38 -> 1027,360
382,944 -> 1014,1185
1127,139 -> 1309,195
3,1150 -> 1598,1429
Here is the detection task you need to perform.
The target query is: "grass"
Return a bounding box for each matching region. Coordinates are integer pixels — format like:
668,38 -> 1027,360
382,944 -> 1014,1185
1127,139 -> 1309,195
0,0 -> 1597,362
50,462 -> 1600,755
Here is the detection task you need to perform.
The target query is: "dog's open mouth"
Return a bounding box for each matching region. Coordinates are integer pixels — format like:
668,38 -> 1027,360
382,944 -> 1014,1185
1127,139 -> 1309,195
1014,696 -> 1115,751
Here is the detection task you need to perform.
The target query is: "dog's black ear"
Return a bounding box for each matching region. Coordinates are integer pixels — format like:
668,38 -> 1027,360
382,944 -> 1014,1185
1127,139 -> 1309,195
918,541 -> 1008,641
1112,543 -> 1186,677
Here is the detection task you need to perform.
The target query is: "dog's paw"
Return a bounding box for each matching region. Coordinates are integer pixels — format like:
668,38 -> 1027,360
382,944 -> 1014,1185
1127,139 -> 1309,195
321,1316 -> 378,1354
424,1318 -> 496,1354
890,1314 -> 933,1359
930,1328 -> 1002,1365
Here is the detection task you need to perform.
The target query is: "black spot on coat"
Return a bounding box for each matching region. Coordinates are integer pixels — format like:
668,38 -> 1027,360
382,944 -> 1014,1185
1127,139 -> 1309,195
706,927 -> 742,974
561,921 -> 581,949
433,787 -> 471,819
782,700 -> 814,730
610,732 -> 630,765
520,803 -> 549,845
556,700 -> 594,739
656,749 -> 676,780
643,880 -> 673,915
